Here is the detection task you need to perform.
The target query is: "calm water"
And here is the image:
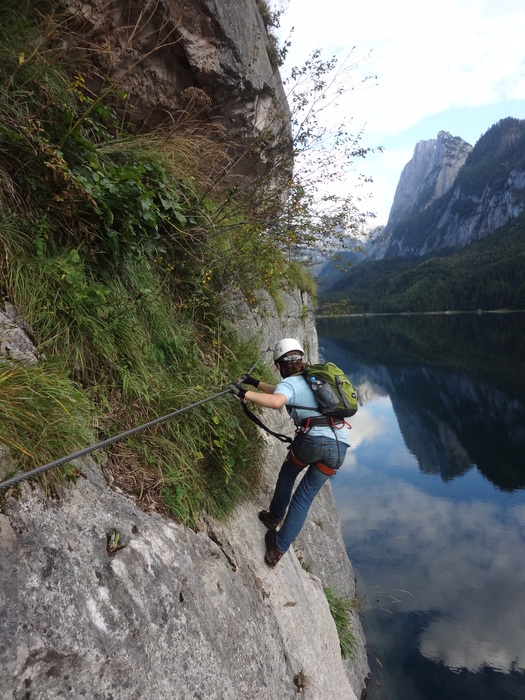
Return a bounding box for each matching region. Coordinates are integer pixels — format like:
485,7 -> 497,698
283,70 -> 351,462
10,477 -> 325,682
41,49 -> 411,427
317,313 -> 525,700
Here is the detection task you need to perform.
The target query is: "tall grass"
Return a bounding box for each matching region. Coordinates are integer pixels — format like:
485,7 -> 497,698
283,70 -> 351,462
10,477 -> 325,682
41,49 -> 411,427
0,358 -> 95,482
0,2 -> 308,524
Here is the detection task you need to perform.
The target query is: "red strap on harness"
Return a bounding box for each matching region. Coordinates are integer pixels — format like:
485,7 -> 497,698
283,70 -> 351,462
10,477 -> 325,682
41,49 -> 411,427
289,451 -> 337,476
332,418 -> 351,430
315,461 -> 337,476
298,417 -> 351,432
289,451 -> 309,468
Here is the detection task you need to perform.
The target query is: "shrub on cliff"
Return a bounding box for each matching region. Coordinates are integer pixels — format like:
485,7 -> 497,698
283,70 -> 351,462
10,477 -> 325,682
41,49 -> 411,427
0,2 -> 272,523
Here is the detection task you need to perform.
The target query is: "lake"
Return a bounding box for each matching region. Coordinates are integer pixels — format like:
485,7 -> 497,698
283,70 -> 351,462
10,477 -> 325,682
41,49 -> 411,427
317,313 -> 525,700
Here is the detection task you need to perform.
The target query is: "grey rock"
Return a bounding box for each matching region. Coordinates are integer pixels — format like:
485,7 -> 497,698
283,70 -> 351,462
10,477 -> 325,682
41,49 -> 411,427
63,0 -> 291,182
0,291 -> 369,700
0,457 -> 362,700
223,287 -> 319,364
388,131 -> 472,228
367,119 -> 525,259
368,131 -> 472,259
0,446 -> 17,482
0,303 -> 40,365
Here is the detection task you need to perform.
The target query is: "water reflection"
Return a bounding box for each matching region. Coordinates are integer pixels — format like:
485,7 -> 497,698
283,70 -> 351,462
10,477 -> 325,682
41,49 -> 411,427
318,314 -> 525,491
336,459 -> 525,675
317,315 -> 525,699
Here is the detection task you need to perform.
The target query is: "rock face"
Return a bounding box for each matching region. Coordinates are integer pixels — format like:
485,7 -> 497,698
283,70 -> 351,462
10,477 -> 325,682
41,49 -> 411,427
368,118 -> 525,259
64,0 -> 291,180
368,131 -> 472,258
0,293 -> 370,700
0,303 -> 41,366
387,131 -> 472,229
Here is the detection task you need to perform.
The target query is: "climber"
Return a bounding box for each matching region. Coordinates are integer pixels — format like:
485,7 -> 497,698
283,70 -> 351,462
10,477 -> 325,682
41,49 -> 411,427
228,338 -> 351,567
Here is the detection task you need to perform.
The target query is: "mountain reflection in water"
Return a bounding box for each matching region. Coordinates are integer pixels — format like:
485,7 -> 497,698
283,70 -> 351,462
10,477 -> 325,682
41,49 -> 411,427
317,313 -> 525,700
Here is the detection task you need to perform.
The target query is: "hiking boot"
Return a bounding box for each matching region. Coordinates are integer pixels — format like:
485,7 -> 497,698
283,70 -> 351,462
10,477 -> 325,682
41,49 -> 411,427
258,509 -> 280,530
264,528 -> 283,567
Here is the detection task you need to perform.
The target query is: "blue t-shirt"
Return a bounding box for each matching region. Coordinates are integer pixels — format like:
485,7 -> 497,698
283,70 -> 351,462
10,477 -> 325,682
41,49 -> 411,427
274,374 -> 351,445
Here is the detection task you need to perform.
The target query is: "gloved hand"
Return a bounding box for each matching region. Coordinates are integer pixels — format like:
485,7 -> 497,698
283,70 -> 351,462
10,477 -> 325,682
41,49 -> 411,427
228,383 -> 248,399
240,373 -> 260,388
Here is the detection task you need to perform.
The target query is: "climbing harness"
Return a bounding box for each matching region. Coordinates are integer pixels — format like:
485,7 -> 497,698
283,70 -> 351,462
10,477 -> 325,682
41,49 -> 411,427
314,461 -> 338,477
288,447 -> 337,477
298,416 -> 349,430
0,348 -> 273,493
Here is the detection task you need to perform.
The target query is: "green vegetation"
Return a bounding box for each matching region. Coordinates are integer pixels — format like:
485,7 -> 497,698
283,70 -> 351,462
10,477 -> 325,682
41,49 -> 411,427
320,213 -> 525,313
0,1 -> 308,521
0,359 -> 94,488
458,117 -> 525,195
324,586 -> 359,659
0,0 -> 375,522
256,0 -> 290,69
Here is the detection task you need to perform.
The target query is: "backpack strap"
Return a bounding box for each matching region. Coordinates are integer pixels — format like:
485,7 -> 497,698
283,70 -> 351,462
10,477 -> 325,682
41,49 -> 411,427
286,403 -> 320,411
283,370 -> 322,414
335,375 -> 351,410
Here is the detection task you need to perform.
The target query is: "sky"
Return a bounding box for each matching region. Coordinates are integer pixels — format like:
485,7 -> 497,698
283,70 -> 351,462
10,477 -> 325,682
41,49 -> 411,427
276,0 -> 525,227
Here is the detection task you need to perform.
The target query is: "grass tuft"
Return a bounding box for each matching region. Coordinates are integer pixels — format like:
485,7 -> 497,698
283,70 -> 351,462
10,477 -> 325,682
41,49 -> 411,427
0,357 -> 95,486
324,586 -> 359,659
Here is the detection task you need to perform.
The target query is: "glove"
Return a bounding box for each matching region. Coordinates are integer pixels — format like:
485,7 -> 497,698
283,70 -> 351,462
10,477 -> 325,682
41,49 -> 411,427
228,383 -> 248,400
240,373 -> 260,388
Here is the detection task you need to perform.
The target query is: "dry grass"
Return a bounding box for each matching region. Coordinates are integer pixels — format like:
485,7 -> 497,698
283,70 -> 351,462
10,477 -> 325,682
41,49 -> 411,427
103,443 -> 171,518
96,124 -> 235,195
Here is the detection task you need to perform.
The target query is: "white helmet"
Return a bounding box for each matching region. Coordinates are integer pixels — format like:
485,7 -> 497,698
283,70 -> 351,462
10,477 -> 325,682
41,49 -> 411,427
273,338 -> 304,362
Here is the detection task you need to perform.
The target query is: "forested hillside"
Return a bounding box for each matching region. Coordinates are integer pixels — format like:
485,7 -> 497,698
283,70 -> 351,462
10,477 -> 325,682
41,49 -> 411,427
320,212 -> 525,313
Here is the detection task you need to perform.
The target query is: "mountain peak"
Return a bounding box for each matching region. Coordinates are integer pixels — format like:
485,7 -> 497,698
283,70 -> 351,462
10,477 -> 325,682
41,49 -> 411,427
387,132 -> 472,229
368,117 -> 525,260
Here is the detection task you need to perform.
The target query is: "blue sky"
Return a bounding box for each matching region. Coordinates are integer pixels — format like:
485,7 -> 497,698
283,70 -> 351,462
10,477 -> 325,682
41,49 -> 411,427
277,0 -> 525,226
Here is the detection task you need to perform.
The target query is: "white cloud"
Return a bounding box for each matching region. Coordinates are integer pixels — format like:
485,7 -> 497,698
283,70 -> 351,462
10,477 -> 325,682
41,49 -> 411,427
341,400 -> 388,451
359,147 -> 415,223
335,474 -> 525,673
280,0 -> 525,130
277,0 -> 525,224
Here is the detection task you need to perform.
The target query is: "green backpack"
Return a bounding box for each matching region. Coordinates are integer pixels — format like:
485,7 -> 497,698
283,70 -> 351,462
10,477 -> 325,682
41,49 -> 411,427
289,362 -> 359,418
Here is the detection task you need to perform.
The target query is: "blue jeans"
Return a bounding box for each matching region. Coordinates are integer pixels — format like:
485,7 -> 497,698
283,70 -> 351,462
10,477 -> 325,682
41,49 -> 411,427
269,432 -> 348,554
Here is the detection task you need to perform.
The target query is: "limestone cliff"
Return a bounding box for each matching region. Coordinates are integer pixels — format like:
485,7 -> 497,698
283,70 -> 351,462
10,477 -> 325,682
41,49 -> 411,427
0,295 -> 370,700
368,118 -> 525,259
368,131 -> 472,259
387,131 -> 472,228
63,0 -> 291,180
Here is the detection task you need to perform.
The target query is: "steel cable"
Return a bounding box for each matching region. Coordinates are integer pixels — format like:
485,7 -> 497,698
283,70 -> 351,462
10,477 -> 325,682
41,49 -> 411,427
0,390 -> 230,492
0,347 -> 272,493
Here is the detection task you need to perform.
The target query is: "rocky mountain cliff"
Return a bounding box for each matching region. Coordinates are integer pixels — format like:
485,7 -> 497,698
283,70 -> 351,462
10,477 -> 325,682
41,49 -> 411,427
0,293 -> 370,700
387,131 -> 472,230
368,118 -> 525,259
64,0 -> 291,180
